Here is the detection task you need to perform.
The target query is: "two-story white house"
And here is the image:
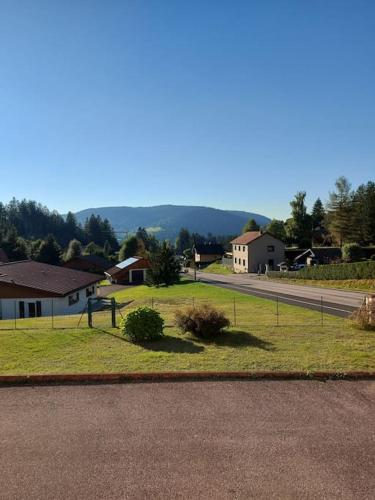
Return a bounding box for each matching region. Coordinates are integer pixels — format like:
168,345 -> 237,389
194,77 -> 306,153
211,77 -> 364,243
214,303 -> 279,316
231,231 -> 285,273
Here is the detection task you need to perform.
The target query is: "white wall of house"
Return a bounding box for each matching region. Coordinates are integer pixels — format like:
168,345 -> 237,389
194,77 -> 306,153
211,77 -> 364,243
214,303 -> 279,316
0,284 -> 97,320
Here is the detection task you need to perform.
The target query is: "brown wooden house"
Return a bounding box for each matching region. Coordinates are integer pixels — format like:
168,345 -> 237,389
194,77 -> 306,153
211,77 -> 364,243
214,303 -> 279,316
105,256 -> 151,285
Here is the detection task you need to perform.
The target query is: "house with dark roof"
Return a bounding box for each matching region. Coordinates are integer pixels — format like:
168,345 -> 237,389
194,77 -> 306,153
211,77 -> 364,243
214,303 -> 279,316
62,254 -> 113,274
0,260 -> 102,320
193,244 -> 225,265
231,231 -> 285,273
105,256 -> 151,285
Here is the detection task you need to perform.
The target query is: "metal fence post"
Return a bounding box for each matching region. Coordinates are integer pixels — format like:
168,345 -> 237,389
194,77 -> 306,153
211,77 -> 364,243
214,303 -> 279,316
14,301 -> 16,330
111,298 -> 116,328
233,297 -> 237,327
321,296 -> 324,326
276,296 -> 279,327
87,299 -> 93,328
192,297 -> 195,308
51,299 -> 54,329
151,297 -> 154,309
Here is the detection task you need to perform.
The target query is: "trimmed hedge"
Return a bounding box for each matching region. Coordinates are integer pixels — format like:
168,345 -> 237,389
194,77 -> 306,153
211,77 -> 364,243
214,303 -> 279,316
268,260 -> 375,281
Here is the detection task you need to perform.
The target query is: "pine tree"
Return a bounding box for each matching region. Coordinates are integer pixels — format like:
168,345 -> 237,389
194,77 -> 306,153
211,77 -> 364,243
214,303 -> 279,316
147,242 -> 180,287
119,236 -> 139,261
266,219 -> 286,241
242,219 -> 260,233
326,177 -> 354,247
35,234 -> 62,265
311,198 -> 325,228
175,228 -> 191,254
285,192 -> 312,247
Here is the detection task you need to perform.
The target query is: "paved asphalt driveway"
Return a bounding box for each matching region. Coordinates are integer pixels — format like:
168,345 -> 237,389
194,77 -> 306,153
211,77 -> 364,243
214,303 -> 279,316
195,271 -> 366,317
1,381 -> 374,499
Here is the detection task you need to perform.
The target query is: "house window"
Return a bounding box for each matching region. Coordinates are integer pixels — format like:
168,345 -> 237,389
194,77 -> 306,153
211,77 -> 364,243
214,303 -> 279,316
86,286 -> 94,297
267,245 -> 275,252
234,257 -> 237,264
68,292 -> 79,306
234,245 -> 237,251
36,301 -> 42,317
19,301 -> 25,319
243,246 -> 245,252
243,259 -> 246,266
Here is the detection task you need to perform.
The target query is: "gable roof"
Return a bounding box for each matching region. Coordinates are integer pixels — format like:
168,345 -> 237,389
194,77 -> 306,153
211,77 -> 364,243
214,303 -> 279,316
194,244 -> 225,256
0,260 -> 102,296
0,248 -> 9,263
106,256 -> 150,276
231,231 -> 284,245
64,254 -> 112,270
231,231 -> 263,245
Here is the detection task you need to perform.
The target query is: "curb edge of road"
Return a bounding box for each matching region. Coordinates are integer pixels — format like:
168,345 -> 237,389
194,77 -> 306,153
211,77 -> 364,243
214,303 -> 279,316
1,371 -> 375,387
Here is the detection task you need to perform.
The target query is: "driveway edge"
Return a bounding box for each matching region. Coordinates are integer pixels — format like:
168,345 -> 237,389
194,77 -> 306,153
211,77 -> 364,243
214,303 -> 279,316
0,371 -> 375,387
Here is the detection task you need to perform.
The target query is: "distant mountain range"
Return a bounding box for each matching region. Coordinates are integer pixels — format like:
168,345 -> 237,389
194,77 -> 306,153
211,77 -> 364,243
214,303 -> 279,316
74,205 -> 271,241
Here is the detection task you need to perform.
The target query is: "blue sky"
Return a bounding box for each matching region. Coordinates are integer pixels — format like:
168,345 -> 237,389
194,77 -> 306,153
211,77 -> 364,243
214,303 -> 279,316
0,0 -> 374,220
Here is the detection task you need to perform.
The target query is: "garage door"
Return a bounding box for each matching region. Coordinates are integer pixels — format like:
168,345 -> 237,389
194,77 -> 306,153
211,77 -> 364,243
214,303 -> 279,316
131,270 -> 144,283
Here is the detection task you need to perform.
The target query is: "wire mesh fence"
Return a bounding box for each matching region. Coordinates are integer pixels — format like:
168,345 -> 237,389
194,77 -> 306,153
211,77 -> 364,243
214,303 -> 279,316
0,294 -> 338,331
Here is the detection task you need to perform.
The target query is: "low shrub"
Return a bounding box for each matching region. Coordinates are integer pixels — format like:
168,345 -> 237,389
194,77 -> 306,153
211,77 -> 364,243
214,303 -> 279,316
121,307 -> 164,342
175,304 -> 230,339
349,308 -> 375,331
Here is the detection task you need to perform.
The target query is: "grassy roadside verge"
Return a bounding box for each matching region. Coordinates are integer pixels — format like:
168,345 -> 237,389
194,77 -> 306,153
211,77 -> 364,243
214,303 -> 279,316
266,277 -> 374,293
0,281 -> 374,375
196,262 -> 233,275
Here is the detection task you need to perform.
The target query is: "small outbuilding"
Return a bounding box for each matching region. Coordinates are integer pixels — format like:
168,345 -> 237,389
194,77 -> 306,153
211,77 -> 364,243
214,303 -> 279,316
0,260 -> 101,320
193,244 -> 225,265
105,256 -> 151,285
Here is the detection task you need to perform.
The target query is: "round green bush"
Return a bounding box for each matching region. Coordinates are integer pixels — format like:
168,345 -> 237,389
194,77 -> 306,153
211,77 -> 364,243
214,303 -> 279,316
121,307 -> 164,342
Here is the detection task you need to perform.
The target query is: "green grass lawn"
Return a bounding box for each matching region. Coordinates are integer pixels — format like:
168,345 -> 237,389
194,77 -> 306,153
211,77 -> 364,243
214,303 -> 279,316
267,277 -> 374,293
0,280 -> 374,375
201,262 -> 233,275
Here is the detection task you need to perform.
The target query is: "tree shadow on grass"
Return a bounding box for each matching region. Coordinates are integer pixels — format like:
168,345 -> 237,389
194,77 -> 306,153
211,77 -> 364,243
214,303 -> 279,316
202,330 -> 275,351
139,335 -> 205,354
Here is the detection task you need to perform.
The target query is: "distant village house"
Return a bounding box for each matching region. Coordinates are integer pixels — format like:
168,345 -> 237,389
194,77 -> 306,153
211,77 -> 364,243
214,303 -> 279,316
231,231 -> 285,273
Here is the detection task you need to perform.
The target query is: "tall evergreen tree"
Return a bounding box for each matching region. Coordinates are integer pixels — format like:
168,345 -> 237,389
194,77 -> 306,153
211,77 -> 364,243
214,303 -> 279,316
147,242 -> 180,287
175,228 -> 191,254
266,219 -> 286,241
242,218 -> 260,233
326,177 -> 354,247
311,198 -> 325,228
119,236 -> 139,261
35,234 -> 62,265
285,192 -> 312,248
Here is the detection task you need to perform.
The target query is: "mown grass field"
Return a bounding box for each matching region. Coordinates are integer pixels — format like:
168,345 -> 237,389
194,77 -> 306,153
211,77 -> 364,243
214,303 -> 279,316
267,277 -> 375,293
0,280 -> 374,375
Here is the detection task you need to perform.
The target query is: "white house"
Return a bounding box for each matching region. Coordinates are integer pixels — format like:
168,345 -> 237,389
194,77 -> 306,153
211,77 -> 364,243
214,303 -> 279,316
231,231 -> 285,273
0,260 -> 102,320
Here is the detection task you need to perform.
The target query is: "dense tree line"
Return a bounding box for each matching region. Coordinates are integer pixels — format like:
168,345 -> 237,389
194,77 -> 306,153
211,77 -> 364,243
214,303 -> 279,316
0,199 -> 119,263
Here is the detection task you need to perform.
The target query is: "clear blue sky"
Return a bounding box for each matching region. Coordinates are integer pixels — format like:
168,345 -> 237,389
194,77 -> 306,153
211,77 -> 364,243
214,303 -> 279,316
0,0 -> 374,220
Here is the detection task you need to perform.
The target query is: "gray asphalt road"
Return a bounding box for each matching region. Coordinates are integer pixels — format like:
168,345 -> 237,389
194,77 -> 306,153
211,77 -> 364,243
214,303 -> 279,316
195,271 -> 366,317
1,381 -> 374,499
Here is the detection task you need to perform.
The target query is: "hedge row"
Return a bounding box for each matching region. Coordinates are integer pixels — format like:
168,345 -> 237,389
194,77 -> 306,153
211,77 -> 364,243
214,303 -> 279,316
268,260 -> 375,280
